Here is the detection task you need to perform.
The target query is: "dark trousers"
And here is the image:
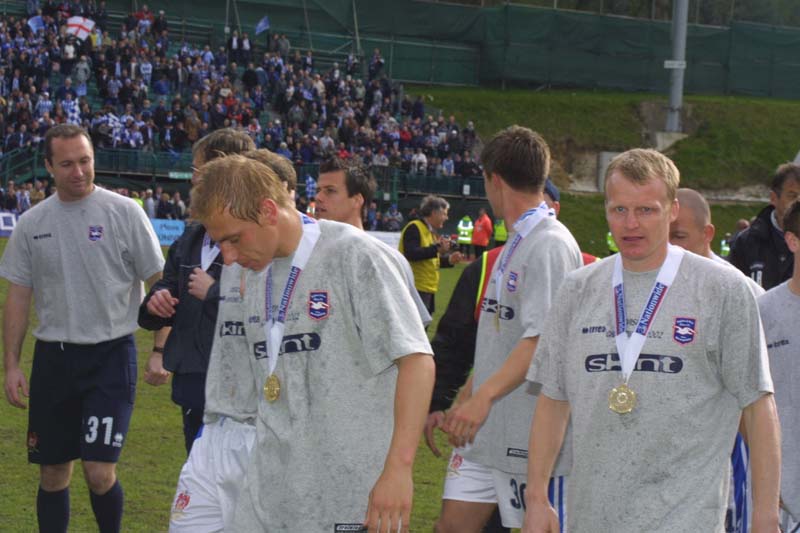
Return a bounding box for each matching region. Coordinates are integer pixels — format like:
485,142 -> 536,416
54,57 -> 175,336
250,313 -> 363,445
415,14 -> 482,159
181,406 -> 204,455
418,290 -> 435,316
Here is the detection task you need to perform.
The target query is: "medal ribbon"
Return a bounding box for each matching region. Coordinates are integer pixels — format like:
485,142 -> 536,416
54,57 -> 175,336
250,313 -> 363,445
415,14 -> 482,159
263,213 -> 320,376
201,232 -> 220,271
612,244 -> 684,383
494,202 -> 555,307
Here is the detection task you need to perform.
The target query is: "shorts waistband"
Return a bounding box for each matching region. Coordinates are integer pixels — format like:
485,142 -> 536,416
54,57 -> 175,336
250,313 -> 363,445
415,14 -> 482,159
36,334 -> 134,350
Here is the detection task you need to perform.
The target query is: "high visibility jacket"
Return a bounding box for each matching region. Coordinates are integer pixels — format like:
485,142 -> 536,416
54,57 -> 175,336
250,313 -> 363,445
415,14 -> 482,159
607,231 -> 619,253
457,216 -> 474,244
399,219 -> 439,293
494,219 -> 508,243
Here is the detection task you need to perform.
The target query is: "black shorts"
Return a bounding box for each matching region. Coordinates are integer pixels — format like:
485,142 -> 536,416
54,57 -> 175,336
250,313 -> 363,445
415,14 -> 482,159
27,335 -> 137,465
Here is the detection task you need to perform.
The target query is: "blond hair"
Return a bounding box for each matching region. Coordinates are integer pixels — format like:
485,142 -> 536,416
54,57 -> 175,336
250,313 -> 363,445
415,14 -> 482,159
605,148 -> 680,203
191,155 -> 293,224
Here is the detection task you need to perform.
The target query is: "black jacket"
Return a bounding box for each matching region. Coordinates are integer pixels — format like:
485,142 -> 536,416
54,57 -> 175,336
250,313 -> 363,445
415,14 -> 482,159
728,205 -> 793,291
429,258 -> 482,412
138,223 -> 223,375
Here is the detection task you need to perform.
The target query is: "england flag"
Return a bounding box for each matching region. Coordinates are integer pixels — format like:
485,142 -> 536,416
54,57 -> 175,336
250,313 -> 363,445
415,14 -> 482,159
66,16 -> 95,41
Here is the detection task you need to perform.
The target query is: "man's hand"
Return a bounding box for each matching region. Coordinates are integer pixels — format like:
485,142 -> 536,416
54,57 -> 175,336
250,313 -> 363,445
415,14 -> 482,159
522,499 -> 560,533
448,251 -> 464,264
437,236 -> 451,253
364,463 -> 413,533
4,366 -> 29,408
188,268 -> 215,301
146,288 -> 179,318
442,390 -> 492,448
144,352 -> 171,386
424,411 -> 446,457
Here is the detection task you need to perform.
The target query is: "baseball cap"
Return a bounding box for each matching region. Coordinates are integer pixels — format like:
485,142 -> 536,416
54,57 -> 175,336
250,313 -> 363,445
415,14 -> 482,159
544,178 -> 560,202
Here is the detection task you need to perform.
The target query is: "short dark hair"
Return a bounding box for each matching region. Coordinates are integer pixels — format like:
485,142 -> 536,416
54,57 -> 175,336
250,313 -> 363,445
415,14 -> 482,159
419,195 -> 449,217
772,163 -> 800,195
480,125 -> 550,193
44,124 -> 92,163
192,128 -> 255,164
784,200 -> 800,237
319,156 -> 376,206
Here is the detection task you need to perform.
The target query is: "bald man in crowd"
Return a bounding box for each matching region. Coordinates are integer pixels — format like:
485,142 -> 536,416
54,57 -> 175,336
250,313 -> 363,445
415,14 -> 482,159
669,188 -> 763,296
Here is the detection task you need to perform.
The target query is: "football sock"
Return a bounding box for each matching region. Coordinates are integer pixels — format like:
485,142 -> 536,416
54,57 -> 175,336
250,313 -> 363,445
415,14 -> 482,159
89,480 -> 123,533
37,486 -> 69,533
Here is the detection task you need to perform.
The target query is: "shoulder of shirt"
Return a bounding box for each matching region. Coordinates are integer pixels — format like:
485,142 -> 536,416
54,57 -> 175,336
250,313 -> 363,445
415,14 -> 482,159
319,219 -> 400,259
563,254 -> 614,287
758,280 -> 789,306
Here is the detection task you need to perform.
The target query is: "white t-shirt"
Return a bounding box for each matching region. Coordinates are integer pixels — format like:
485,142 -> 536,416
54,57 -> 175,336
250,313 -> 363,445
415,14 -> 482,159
0,187 -> 164,343
203,263 -> 257,424
233,220 -> 432,531
464,215 -> 582,474
529,252 -> 773,532
759,281 -> 800,521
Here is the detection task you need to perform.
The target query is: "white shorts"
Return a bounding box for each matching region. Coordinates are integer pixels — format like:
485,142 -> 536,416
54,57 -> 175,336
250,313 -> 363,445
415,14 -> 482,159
442,448 -> 567,530
169,417 -> 257,533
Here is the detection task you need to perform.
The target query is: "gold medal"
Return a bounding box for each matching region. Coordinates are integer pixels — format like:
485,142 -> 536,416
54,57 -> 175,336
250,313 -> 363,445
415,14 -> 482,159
608,383 -> 636,414
263,374 -> 281,402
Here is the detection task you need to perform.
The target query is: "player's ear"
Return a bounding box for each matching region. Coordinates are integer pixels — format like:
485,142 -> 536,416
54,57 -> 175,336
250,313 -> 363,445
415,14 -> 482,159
258,198 -> 279,226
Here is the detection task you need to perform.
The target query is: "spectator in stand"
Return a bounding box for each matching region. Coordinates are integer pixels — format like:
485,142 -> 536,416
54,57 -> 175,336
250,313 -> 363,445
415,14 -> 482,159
155,191 -> 174,219
143,188 -> 155,218
30,179 -> 46,206
412,147 -> 428,175
383,203 -> 404,232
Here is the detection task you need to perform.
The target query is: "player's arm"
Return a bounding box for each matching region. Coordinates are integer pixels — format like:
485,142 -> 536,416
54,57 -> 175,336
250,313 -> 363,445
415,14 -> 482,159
522,394 -> 570,533
444,336 -> 539,445
365,352 -> 434,533
3,282 -> 33,408
741,393 -> 781,533
144,327 -> 171,386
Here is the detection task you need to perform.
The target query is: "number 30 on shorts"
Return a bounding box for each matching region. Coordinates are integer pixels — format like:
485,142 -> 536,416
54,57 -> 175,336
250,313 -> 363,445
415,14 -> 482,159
509,477 -> 526,510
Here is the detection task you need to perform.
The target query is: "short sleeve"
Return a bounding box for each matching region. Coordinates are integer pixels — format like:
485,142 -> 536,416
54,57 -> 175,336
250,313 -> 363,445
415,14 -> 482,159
0,215 -> 33,287
718,275 -> 773,408
519,233 -> 580,340
126,202 -> 166,280
527,276 -> 576,402
347,241 -> 433,375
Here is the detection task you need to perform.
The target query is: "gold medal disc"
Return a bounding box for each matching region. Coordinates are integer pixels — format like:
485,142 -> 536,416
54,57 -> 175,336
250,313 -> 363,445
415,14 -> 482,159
264,374 -> 281,402
608,383 -> 636,414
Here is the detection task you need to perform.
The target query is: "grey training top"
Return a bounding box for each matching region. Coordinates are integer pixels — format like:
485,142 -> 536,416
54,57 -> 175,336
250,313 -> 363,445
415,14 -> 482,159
203,263 -> 258,424
529,252 -> 773,533
233,220 -> 433,531
0,187 -> 164,343
759,281 -> 800,521
464,215 -> 582,475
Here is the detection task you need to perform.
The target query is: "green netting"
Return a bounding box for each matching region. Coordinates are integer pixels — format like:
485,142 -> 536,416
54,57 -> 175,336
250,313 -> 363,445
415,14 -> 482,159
105,0 -> 800,95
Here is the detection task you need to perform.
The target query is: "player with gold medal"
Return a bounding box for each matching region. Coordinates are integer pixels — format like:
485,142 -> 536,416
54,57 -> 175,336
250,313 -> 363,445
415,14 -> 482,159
261,213 -> 321,404
609,244 -> 684,414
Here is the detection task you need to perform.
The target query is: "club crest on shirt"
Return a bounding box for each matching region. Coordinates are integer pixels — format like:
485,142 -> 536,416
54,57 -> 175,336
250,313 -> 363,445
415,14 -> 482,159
308,291 -> 330,320
171,490 -> 191,520
506,271 -> 519,292
673,317 -> 696,345
88,225 -> 103,241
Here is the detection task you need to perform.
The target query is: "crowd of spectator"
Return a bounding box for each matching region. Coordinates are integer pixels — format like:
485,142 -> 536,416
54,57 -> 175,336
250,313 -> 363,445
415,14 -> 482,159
0,2 -> 484,183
